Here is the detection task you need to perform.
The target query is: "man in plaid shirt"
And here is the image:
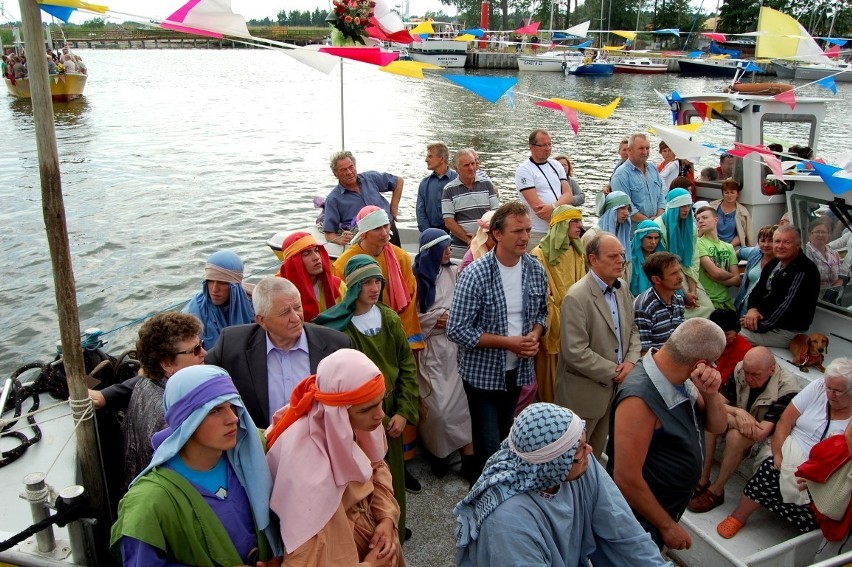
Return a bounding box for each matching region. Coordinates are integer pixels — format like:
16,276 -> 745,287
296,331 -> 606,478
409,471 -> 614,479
448,201 -> 548,480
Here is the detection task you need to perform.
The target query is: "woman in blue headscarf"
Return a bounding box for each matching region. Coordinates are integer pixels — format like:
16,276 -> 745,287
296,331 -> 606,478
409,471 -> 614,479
654,188 -> 713,318
413,229 -> 474,480
184,250 -> 256,350
627,220 -> 665,297
585,191 -> 632,255
110,365 -> 281,566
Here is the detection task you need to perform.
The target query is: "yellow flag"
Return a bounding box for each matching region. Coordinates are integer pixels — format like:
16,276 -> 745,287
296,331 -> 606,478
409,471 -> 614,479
378,60 -> 442,79
603,45 -> 626,51
705,101 -> 725,120
676,122 -> 703,133
454,34 -> 475,42
409,21 -> 435,35
38,0 -> 108,13
549,97 -> 621,119
611,30 -> 637,40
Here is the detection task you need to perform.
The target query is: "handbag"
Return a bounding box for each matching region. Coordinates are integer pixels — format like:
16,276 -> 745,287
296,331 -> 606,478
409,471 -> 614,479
797,434 -> 852,522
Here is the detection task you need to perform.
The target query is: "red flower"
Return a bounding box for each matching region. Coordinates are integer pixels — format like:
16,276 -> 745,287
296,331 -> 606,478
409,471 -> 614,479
344,15 -> 353,22
354,16 -> 361,24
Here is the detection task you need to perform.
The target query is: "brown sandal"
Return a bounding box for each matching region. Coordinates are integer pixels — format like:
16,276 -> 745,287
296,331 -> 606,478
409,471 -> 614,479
717,515 -> 745,539
692,481 -> 710,498
688,489 -> 724,513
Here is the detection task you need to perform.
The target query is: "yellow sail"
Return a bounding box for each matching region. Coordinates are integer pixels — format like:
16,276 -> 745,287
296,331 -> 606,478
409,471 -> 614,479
755,7 -> 830,63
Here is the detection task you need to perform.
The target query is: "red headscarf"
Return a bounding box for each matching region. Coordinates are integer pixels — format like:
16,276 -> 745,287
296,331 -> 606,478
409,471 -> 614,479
277,232 -> 343,321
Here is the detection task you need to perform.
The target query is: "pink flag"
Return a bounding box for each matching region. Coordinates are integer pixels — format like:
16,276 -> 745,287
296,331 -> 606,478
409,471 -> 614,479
825,44 -> 841,58
726,148 -> 752,159
562,106 -> 579,135
515,21 -> 541,35
703,32 -> 726,43
162,0 -> 250,38
761,153 -> 785,181
535,100 -> 563,111
773,89 -> 796,110
732,142 -> 773,156
318,46 -> 399,66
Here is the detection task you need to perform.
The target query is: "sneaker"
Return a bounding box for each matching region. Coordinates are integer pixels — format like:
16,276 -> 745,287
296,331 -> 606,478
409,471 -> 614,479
404,469 -> 422,494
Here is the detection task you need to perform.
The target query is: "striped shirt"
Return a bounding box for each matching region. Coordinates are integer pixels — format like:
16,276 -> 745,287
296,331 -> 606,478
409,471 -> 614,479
442,177 -> 499,253
633,287 -> 685,352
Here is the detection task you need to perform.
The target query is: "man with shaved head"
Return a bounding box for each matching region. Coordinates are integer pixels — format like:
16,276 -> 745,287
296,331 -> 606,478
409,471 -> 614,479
687,346 -> 800,513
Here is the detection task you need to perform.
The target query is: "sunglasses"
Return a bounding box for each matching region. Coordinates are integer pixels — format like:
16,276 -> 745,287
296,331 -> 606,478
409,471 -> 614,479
174,341 -> 204,357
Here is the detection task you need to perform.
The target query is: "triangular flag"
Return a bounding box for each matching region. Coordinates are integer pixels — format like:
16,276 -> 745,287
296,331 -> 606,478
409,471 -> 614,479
562,107 -> 579,135
549,97 -> 620,119
284,46 -> 339,74
732,142 -> 773,156
611,30 -> 637,40
535,101 -> 563,111
691,102 -> 708,121
461,28 -> 485,38
40,4 -> 75,21
703,32 -> 726,42
506,90 -> 515,110
648,123 -> 716,163
319,46 -> 399,66
816,76 -> 837,95
442,75 -> 518,104
687,50 -> 703,59
761,153 -> 785,181
162,0 -> 250,38
367,18 -> 414,43
378,60 -> 441,79
742,61 -> 764,73
656,28 -> 680,36
372,0 -> 405,33
38,0 -> 107,13
773,89 -> 796,110
515,21 -> 541,35
824,38 -> 847,46
726,148 -> 753,159
409,21 -> 434,35
705,101 -> 725,120
825,44 -> 841,58
454,34 -> 475,42
811,161 -> 852,195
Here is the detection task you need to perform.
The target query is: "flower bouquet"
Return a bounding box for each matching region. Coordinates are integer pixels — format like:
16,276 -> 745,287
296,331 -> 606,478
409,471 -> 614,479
327,0 -> 376,45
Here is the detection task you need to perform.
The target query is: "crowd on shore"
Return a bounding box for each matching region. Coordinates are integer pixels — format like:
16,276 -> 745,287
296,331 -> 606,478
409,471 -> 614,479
93,130 -> 852,566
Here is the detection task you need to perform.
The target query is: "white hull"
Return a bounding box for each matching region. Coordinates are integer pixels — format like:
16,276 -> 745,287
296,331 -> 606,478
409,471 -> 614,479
517,54 -> 569,72
408,52 -> 466,68
407,38 -> 468,68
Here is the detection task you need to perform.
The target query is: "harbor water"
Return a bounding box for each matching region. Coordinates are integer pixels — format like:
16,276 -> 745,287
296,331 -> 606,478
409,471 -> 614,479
0,48 -> 849,376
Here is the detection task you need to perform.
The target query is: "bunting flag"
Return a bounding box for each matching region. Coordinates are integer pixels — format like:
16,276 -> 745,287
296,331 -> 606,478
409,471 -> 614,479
761,153 -> 785,180
442,75 -> 517,103
603,45 -> 626,51
823,38 -> 848,46
677,122 -> 703,133
454,34 -> 476,42
549,97 -> 620,119
535,101 -> 580,134
38,0 -> 107,13
732,142 -> 774,156
367,18 -> 414,43
653,88 -> 682,124
655,28 -> 680,36
811,161 -> 852,195
284,46 -> 339,74
461,28 -> 485,38
825,44 -> 841,58
687,50 -> 703,58
319,46 -> 399,66
506,90 -> 515,109
572,40 -> 594,49
565,21 -> 591,37
515,21 -> 541,35
409,21 -> 434,35
648,123 -> 716,163
817,75 -> 838,95
40,4 -> 75,21
691,102 -> 708,121
372,0 -> 405,34
773,88 -> 796,110
741,61 -> 764,73
703,32 -> 726,43
611,30 -> 637,40
379,60 -> 442,79
162,0 -> 251,39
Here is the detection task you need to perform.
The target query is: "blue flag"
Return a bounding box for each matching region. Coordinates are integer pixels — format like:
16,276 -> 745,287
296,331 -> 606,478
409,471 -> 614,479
688,50 -> 703,59
442,75 -> 518,104
40,4 -> 75,22
461,28 -> 485,38
816,76 -> 838,95
742,61 -> 763,73
810,161 -> 852,195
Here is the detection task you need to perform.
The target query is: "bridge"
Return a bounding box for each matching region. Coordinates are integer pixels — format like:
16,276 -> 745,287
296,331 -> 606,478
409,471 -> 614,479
55,26 -> 329,49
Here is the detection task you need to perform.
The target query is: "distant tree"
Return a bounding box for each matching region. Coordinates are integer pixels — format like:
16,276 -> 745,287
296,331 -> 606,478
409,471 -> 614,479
277,10 -> 287,25
424,10 -> 453,20
81,17 -> 106,28
718,0 -> 786,33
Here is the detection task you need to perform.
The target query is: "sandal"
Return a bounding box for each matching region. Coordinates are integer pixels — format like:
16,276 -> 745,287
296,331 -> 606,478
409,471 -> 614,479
717,516 -> 745,539
688,489 -> 724,513
692,481 -> 710,498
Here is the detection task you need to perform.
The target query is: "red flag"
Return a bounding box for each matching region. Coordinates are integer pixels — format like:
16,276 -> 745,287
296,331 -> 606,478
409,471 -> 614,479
515,21 -> 540,35
703,32 -> 726,43
535,100 -> 563,111
691,102 -> 708,121
366,17 -> 414,43
773,89 -> 796,110
318,46 -> 399,66
732,142 -> 774,156
825,44 -> 841,58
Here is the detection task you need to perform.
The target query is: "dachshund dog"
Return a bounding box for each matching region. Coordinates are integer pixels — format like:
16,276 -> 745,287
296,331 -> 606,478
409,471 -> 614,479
789,332 -> 829,373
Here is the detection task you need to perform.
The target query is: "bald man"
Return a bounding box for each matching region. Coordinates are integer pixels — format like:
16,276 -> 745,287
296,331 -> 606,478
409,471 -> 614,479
687,347 -> 801,514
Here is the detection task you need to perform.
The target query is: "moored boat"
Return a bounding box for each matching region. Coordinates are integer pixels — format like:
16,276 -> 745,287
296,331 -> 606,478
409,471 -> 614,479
407,39 -> 467,68
772,60 -> 852,82
678,57 -> 765,77
5,72 -> 87,102
517,51 -> 573,72
614,57 -> 668,74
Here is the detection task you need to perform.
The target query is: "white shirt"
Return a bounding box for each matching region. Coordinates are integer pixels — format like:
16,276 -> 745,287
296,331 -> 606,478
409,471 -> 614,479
498,257 -> 524,370
515,158 -> 567,233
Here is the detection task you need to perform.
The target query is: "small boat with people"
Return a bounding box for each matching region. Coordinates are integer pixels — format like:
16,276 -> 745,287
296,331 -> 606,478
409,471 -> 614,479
5,71 -> 87,102
564,55 -> 615,76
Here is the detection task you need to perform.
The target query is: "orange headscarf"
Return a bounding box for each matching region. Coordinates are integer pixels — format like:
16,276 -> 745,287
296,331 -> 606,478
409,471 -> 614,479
277,232 -> 343,321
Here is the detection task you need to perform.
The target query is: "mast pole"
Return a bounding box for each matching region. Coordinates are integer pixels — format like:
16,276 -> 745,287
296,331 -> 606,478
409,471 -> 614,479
340,58 -> 345,150
18,0 -> 109,534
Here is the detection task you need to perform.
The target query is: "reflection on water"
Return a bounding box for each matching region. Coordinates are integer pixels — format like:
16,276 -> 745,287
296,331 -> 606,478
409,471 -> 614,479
0,49 -> 848,374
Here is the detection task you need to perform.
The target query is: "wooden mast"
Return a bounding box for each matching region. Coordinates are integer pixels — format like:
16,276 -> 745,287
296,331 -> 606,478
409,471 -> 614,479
18,0 -> 109,534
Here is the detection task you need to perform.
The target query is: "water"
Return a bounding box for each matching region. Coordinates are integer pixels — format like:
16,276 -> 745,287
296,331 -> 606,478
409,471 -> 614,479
1,49 -> 849,376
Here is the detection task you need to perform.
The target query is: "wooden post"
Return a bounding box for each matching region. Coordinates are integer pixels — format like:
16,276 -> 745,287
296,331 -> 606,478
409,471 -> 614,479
18,0 -> 110,536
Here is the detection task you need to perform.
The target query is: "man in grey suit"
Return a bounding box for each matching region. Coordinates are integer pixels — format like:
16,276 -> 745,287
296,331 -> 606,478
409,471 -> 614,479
556,233 -> 641,459
206,276 -> 350,428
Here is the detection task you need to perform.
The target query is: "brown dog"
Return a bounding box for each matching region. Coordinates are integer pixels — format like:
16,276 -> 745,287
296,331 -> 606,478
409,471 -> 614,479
789,332 -> 829,373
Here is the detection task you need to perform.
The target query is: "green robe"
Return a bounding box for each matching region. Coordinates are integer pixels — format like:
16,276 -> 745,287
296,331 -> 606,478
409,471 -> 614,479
344,302 -> 419,535
110,467 -> 270,566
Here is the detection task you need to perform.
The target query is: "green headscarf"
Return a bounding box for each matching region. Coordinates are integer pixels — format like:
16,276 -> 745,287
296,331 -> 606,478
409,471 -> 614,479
313,254 -> 385,332
539,205 -> 585,266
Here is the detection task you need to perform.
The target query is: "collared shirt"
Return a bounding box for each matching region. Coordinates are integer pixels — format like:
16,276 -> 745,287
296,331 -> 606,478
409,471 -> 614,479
265,330 -> 310,418
442,176 -> 499,251
590,270 -> 624,364
633,287 -> 685,352
416,168 -> 458,231
322,171 -> 398,233
644,348 -> 699,410
447,251 -> 548,391
610,160 -> 665,220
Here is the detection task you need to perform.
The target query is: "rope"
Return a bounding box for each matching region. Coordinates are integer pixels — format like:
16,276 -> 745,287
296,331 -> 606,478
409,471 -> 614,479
0,490 -> 92,553
44,397 -> 93,478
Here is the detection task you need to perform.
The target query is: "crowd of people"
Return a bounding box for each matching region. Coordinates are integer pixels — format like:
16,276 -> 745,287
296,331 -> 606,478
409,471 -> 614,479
2,45 -> 87,83
94,130 -> 852,566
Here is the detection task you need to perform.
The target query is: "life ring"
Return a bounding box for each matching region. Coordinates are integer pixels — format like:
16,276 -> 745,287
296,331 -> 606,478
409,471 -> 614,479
727,82 -> 793,95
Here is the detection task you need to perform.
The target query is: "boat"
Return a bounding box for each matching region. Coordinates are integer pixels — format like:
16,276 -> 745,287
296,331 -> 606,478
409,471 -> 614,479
614,57 -> 668,74
772,60 -> 852,82
4,71 -> 87,102
677,57 -> 765,77
565,56 -> 615,76
517,51 -> 574,72
404,22 -> 468,68
726,82 -> 793,95
667,90 -> 852,566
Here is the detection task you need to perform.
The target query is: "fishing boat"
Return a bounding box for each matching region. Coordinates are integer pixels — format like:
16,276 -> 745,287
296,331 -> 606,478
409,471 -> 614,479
5,71 -> 87,102
614,57 -> 668,74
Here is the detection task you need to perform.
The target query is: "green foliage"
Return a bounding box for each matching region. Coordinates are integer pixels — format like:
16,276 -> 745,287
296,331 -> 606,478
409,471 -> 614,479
276,9 -> 330,26
247,17 -> 273,26
80,17 -> 106,29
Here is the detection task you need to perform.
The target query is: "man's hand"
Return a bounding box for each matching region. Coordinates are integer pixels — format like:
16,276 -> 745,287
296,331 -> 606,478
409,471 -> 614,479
434,313 -> 448,330
614,361 -> 635,384
661,521 -> 692,550
386,414 -> 406,438
88,389 -> 105,410
734,409 -> 759,440
505,335 -> 540,358
741,308 -> 762,331
532,202 -> 553,221
683,292 -> 698,309
690,362 -> 721,395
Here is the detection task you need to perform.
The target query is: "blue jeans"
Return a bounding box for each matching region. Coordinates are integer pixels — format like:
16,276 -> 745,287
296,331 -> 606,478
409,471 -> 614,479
463,369 -> 522,478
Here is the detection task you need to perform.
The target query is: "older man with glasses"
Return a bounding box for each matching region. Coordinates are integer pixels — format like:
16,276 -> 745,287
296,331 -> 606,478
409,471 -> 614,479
515,129 -> 578,250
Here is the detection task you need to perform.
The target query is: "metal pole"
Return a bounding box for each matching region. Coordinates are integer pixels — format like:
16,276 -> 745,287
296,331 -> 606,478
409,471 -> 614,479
58,485 -> 89,566
339,58 -> 345,151
17,0 -> 109,539
23,473 -> 55,553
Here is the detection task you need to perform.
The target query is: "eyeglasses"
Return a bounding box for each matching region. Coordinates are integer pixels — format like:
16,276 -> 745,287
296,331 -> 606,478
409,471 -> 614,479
174,341 -> 203,357
532,143 -> 552,148
826,386 -> 848,396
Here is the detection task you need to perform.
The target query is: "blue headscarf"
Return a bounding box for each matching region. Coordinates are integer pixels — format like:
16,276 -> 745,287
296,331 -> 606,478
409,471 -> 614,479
597,191 -> 633,253
184,250 -> 255,350
660,188 -> 695,268
630,220 -> 665,296
454,403 -> 583,547
136,365 -> 281,555
414,228 -> 452,313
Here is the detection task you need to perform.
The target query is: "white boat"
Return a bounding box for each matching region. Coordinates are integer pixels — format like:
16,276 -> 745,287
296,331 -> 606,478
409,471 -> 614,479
678,57 -> 764,77
772,60 -> 852,82
403,21 -> 468,68
614,57 -> 668,74
517,51 -> 576,72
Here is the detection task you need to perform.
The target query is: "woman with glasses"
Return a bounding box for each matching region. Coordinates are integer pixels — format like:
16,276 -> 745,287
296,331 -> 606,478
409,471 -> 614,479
735,225 -> 777,316
718,358 -> 852,539
805,219 -> 844,288
123,312 -> 207,488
